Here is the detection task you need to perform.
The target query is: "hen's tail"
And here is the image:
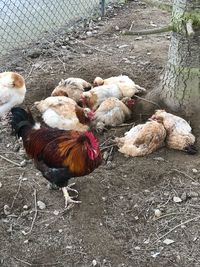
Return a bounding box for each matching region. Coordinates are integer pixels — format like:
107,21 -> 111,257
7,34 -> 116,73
10,107 -> 35,138
184,144 -> 198,155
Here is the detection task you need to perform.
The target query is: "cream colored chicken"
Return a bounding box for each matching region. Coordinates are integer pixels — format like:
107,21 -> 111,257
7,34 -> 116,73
93,75 -> 146,98
34,96 -> 94,132
0,72 -> 26,117
81,84 -> 123,110
93,97 -> 135,131
51,77 -> 91,103
115,119 -> 166,157
151,110 -> 197,154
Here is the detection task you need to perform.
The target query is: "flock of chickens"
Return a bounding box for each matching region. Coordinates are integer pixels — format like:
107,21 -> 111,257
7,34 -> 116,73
0,71 -> 197,207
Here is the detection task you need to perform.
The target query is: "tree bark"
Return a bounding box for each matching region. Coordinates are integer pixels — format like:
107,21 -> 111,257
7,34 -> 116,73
150,0 -> 200,116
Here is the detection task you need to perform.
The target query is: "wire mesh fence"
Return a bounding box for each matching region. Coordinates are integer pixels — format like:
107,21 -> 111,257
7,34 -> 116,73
0,0 -> 120,55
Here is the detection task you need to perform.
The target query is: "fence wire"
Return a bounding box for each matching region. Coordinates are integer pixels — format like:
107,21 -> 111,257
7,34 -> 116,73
0,0 -> 119,55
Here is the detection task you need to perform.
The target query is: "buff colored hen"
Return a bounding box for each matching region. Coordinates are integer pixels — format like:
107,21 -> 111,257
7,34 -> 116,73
34,96 -> 94,132
51,77 -> 91,103
115,119 -> 166,157
151,110 -> 197,154
93,97 -> 134,131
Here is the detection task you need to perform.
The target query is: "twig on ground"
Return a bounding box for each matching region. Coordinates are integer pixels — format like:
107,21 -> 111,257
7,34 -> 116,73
25,64 -> 35,80
57,57 -> 66,72
170,169 -> 200,185
154,215 -> 200,242
100,144 -> 117,151
13,257 -> 32,266
153,212 -> 181,221
129,20 -> 134,31
113,122 -> 135,128
134,95 -> 161,108
123,24 -> 173,36
23,189 -> 38,235
76,39 -> 112,55
0,154 -> 21,167
11,172 -> 25,209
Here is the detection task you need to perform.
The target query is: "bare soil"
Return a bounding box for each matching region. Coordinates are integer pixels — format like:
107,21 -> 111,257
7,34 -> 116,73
1,1 -> 200,267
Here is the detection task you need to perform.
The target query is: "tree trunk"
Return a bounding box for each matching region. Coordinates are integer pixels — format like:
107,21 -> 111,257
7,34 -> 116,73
151,0 -> 200,116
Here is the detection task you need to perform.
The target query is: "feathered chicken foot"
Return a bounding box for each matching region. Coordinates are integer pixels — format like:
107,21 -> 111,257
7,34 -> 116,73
62,187 -> 81,208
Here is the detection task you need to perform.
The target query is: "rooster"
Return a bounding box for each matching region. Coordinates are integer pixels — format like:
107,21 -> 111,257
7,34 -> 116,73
51,77 -> 91,103
93,97 -> 135,131
0,72 -> 26,117
81,84 -> 123,110
115,119 -> 166,157
11,107 -> 102,207
93,75 -> 146,98
35,96 -> 94,132
151,110 -> 197,154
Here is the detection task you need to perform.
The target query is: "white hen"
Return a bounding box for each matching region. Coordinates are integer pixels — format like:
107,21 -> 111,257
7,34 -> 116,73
81,84 -> 123,110
93,75 -> 146,98
0,72 -> 26,117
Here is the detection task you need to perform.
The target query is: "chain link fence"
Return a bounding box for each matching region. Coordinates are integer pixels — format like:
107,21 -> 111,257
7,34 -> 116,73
0,0 -> 120,55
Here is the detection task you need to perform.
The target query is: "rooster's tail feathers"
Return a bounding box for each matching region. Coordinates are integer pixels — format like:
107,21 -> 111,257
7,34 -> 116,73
10,107 -> 35,137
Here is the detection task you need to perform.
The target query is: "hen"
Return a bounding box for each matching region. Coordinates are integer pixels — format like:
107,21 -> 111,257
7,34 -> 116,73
34,96 -> 94,132
151,110 -> 197,154
93,75 -> 146,98
0,72 -> 26,117
93,97 -> 135,131
11,107 -> 102,207
81,84 -> 123,110
51,77 -> 91,103
115,119 -> 166,157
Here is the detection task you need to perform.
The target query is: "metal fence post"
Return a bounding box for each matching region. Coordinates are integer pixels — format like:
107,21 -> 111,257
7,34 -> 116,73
100,0 -> 105,16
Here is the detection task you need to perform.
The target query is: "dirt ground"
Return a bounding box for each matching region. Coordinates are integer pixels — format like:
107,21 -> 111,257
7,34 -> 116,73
1,1 -> 200,266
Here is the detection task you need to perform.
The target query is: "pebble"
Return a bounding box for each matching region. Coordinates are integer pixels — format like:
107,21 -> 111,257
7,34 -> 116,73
0,182 -> 2,188
92,259 -> 97,266
86,31 -> 93,37
119,44 -> 129,49
153,157 -> 165,161
37,201 -> 46,210
192,168 -> 198,173
135,36 -> 143,40
154,209 -> 162,218
173,196 -> 182,203
53,210 -> 59,216
181,192 -> 187,201
115,25 -> 120,31
20,159 -> 27,167
4,205 -> 11,215
23,205 -> 29,210
163,238 -> 174,245
188,191 -> 199,198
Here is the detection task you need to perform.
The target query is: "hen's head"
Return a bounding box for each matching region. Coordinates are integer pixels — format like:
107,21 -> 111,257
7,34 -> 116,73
150,110 -> 166,123
122,97 -> 135,109
83,108 -> 95,120
0,72 -> 26,94
93,77 -> 104,87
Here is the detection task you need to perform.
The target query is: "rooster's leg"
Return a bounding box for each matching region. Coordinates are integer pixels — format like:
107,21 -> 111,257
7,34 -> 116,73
62,187 -> 81,208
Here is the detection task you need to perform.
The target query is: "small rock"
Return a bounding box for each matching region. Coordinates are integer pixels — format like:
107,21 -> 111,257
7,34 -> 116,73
135,246 -> 140,250
4,205 -> 11,215
86,31 -> 93,37
119,44 -> 129,49
24,240 -> 29,244
153,157 -> 165,161
163,238 -> 174,245
20,159 -> 27,167
37,201 -> 46,210
86,50 -> 93,54
58,229 -> 63,233
188,191 -> 199,198
53,210 -> 59,216
92,259 -> 97,266
150,21 -> 157,27
27,49 -> 42,58
135,36 -> 143,40
173,196 -> 182,203
92,30 -> 98,34
192,168 -> 198,173
154,209 -> 162,218
15,66 -> 24,71
0,182 -> 2,188
181,192 -> 187,201
115,25 -> 120,31
23,205 -> 29,210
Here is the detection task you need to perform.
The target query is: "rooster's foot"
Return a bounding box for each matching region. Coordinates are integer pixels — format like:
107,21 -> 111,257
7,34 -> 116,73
66,183 -> 78,197
62,187 -> 81,208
